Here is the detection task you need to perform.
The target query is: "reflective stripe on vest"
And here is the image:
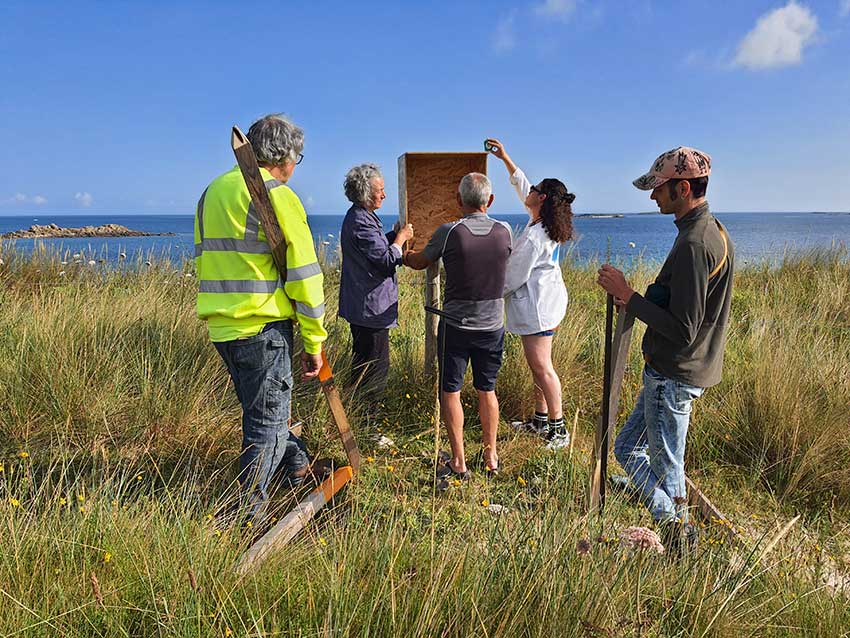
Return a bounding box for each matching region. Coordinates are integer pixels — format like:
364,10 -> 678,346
195,178 -> 285,257
199,280 -> 282,294
296,301 -> 325,318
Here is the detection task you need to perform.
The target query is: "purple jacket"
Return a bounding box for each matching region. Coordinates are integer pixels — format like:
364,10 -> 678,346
338,205 -> 403,329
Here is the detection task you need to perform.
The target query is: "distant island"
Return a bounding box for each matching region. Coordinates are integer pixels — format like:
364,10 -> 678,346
575,213 -> 625,219
1,223 -> 175,239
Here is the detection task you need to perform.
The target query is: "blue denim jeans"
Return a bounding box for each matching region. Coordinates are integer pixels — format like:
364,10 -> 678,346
214,320 -> 310,517
614,364 -> 704,523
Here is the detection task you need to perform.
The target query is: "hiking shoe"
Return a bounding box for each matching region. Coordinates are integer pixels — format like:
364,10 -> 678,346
545,429 -> 571,451
288,458 -> 335,486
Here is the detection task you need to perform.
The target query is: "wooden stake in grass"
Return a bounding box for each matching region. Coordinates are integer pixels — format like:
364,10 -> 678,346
234,466 -> 354,577
231,125 -> 361,471
589,294 -> 615,512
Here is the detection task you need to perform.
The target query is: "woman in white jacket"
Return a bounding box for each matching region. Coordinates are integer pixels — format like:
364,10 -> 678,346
487,138 -> 575,450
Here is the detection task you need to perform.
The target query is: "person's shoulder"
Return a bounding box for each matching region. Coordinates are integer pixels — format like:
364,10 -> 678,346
491,218 -> 514,238
207,166 -> 242,191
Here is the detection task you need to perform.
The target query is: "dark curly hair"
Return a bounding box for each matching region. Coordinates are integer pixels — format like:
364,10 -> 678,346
537,178 -> 575,243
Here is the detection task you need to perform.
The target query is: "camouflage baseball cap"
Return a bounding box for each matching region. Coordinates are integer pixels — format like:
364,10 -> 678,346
633,146 -> 712,191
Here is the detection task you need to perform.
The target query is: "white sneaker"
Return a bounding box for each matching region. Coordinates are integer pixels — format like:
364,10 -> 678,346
545,430 -> 571,451
367,432 -> 395,448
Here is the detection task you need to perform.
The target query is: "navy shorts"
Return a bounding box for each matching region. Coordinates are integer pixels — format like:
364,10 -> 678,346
437,322 -> 504,393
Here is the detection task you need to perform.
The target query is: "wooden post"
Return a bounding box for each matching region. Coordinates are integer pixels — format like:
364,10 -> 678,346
589,295 -> 615,511
424,263 -> 440,378
234,466 -> 354,577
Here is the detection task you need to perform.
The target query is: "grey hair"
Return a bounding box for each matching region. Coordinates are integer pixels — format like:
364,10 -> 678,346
246,113 -> 304,166
458,172 -> 492,209
344,163 -> 383,206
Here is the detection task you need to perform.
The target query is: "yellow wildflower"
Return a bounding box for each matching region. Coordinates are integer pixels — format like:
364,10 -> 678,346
517,476 -> 527,486
365,456 -> 375,463
245,521 -> 253,529
77,494 -> 86,503
135,474 -> 142,481
385,465 -> 395,472
225,628 -> 233,637
481,499 -> 490,507
206,513 -> 213,521
451,479 -> 461,487
318,537 -> 328,546
103,552 -> 112,563
9,497 -> 21,508
58,497 -> 67,506
405,393 -> 411,399
0,463 -> 4,473
79,506 -> 86,514
17,451 -> 29,459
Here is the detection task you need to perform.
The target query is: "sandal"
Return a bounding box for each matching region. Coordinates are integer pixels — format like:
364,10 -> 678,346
435,460 -> 470,482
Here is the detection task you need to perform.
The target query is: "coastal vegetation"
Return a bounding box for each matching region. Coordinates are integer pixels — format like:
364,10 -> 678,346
0,244 -> 848,637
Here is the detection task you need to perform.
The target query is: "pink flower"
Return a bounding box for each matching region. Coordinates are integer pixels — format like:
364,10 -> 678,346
619,526 -> 665,554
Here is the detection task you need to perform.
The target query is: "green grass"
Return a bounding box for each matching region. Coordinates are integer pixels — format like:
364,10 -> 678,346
0,243 -> 849,637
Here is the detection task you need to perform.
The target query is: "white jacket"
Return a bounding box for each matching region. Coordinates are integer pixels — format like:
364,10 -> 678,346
503,168 -> 568,335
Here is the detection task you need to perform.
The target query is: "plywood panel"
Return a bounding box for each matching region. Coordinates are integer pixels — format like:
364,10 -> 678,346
398,153 -> 488,249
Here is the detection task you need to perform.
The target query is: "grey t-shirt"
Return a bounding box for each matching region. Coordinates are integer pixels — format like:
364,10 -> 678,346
423,213 -> 513,331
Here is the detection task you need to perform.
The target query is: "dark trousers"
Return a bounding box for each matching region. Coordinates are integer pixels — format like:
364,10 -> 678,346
349,323 -> 390,407
214,320 -> 310,518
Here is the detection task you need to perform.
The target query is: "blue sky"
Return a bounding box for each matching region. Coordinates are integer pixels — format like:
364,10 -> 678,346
1,0 -> 849,215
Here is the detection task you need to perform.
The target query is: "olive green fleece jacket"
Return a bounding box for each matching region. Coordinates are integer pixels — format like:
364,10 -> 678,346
625,202 -> 734,388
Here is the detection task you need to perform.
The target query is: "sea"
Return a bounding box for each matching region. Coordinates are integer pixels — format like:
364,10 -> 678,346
1,211 -> 849,268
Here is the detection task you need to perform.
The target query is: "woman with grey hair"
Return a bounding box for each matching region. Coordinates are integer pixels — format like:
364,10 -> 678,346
339,164 -> 413,417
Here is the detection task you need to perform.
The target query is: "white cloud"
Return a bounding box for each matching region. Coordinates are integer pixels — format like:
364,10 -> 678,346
493,11 -> 517,52
3,192 -> 48,206
734,1 -> 819,70
841,0 -> 850,17
534,0 -> 578,21
75,192 -> 94,207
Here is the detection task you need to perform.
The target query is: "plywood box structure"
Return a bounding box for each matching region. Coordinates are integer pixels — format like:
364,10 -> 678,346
397,152 -> 489,382
397,153 -> 488,249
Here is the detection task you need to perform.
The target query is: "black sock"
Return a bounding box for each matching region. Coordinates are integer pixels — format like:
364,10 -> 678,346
532,411 -> 548,429
548,417 -> 565,435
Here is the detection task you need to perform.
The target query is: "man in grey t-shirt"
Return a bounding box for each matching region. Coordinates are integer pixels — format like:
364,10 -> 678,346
405,173 -> 513,483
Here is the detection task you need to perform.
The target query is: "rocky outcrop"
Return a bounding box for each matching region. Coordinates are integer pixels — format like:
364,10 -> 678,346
1,223 -> 175,239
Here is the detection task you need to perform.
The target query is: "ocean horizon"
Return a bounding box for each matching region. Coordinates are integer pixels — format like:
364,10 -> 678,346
2,211 -> 849,267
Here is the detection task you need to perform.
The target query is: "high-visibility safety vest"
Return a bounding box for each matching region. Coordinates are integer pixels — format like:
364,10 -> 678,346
194,166 -> 327,354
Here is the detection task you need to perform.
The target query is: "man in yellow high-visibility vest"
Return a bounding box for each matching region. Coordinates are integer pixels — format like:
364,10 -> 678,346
194,113 -> 327,520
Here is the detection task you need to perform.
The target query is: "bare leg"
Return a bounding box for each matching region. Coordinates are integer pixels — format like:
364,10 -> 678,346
522,335 -> 562,420
533,380 -> 548,414
441,390 -> 467,472
478,390 -> 500,469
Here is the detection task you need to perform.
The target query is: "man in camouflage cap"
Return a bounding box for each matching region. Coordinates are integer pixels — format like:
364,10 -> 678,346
597,146 -> 734,552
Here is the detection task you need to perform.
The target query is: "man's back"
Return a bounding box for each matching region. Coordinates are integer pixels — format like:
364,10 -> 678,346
423,213 -> 512,331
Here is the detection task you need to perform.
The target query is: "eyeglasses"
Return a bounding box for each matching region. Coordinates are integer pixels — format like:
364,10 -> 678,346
296,153 -> 304,165
530,184 -> 542,194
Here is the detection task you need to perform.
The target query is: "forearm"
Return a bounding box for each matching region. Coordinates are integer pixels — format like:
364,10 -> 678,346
403,250 -> 432,271
626,293 -> 694,347
500,153 -> 518,177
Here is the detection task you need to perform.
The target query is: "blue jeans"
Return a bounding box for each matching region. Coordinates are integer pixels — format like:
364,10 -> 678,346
214,320 -> 310,517
614,364 -> 704,523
